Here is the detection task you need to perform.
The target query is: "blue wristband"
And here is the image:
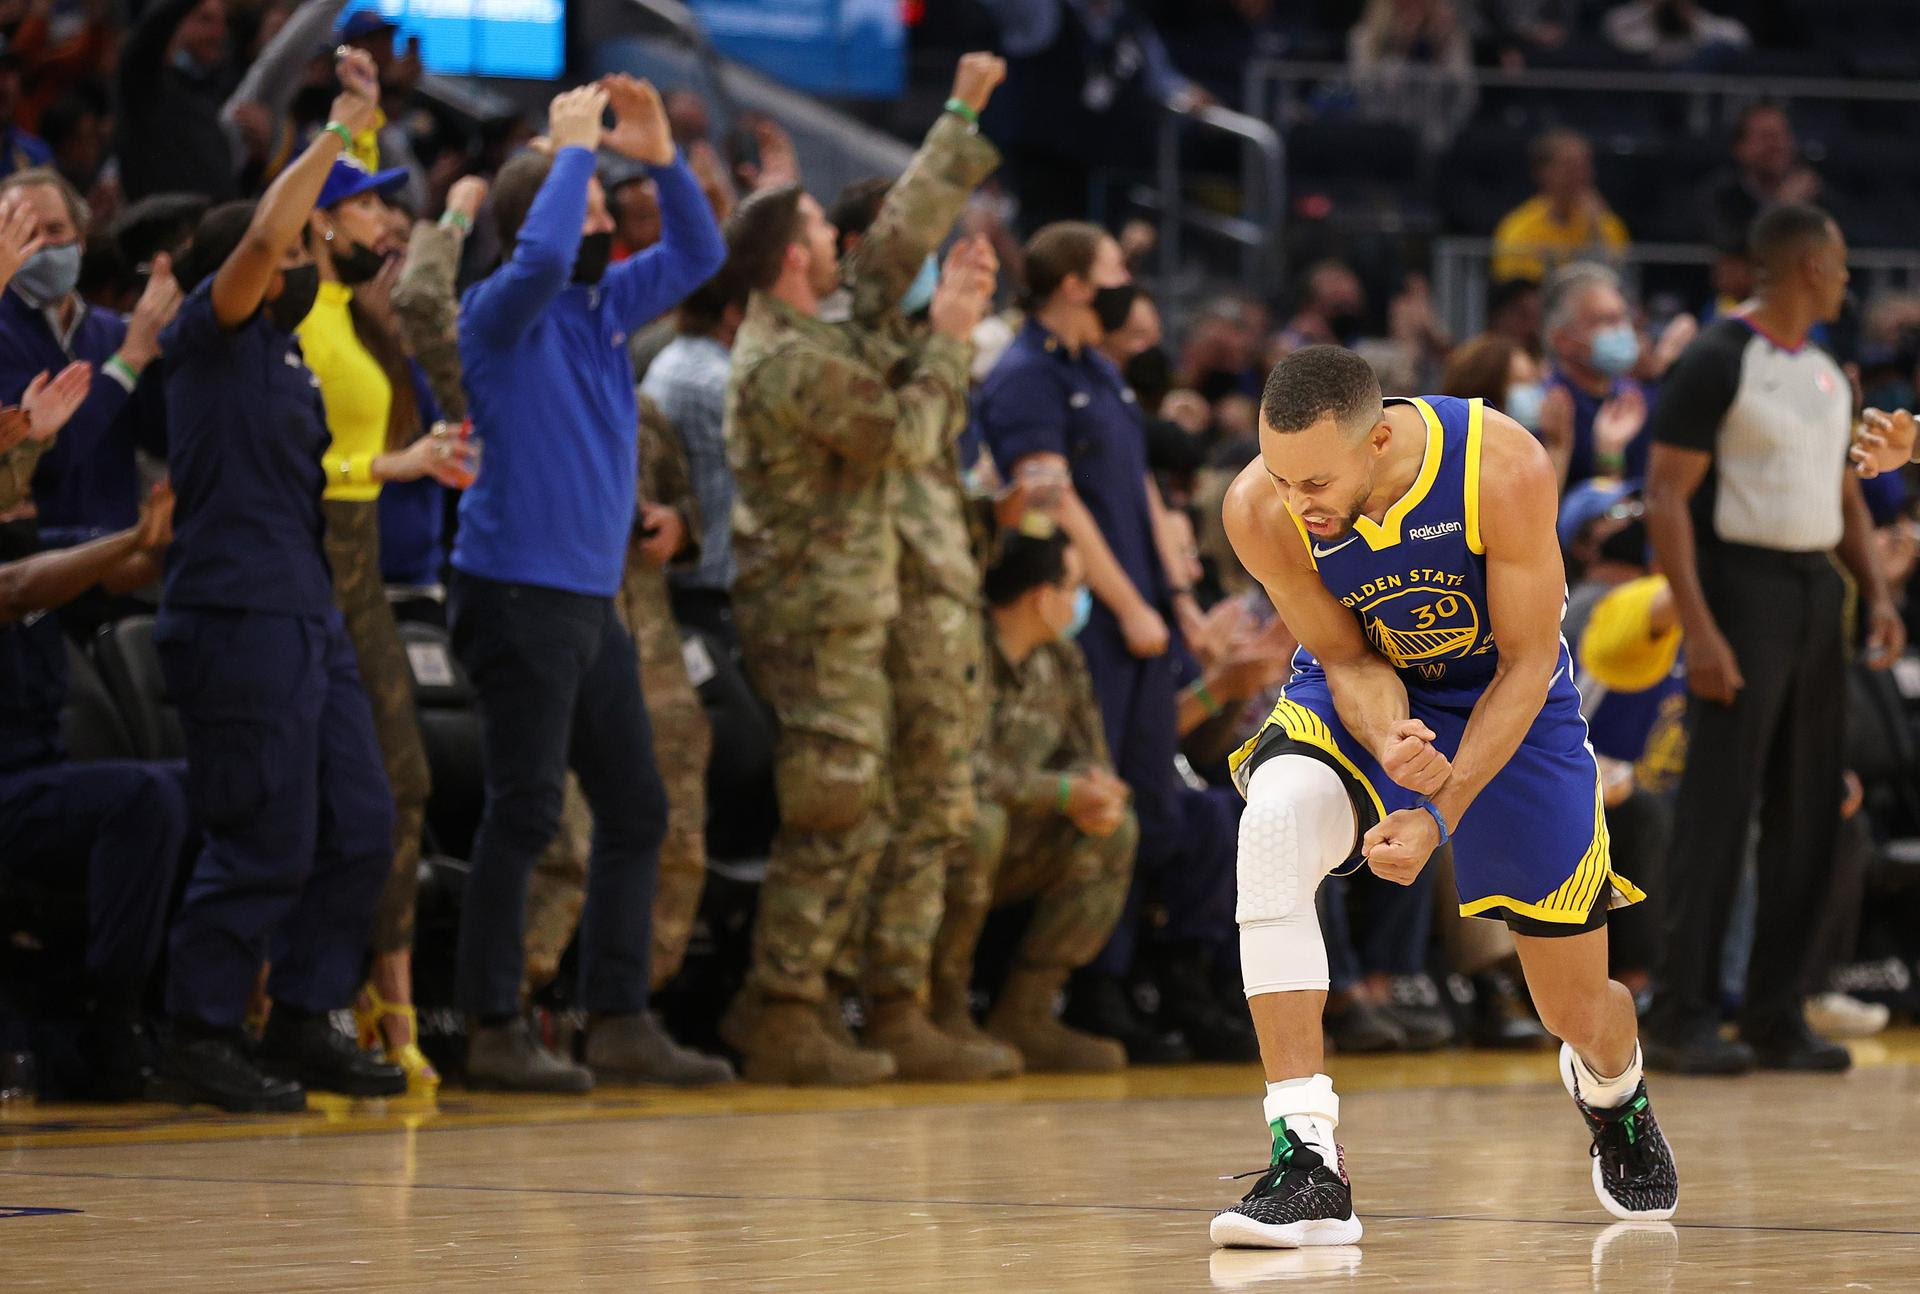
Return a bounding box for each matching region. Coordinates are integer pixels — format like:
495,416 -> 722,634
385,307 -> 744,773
1415,797 -> 1451,845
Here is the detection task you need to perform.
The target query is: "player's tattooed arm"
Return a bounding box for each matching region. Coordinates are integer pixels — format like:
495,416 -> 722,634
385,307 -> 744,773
1223,460 -> 1429,774
1428,410 -> 1565,830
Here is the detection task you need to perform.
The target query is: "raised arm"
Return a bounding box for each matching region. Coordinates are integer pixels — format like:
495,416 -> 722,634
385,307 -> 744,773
222,0 -> 351,155
212,51 -> 379,328
844,54 -> 1004,328
1223,461 -> 1415,763
599,75 -> 727,331
394,176 -> 487,421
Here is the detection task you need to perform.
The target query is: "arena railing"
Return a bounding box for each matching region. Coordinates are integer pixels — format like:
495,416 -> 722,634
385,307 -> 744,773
1241,58 -> 1920,138
1431,236 -> 1920,341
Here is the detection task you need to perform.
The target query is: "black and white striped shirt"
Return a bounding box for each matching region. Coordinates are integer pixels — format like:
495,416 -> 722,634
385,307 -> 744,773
1648,316 -> 1851,553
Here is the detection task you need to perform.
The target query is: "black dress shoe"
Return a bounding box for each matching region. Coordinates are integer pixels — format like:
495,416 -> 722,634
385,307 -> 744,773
1642,1026 -> 1757,1075
160,1022 -> 306,1113
1744,1022 -> 1851,1073
1325,998 -> 1407,1053
1154,946 -> 1261,1063
1384,975 -> 1457,1051
259,1009 -> 406,1097
1468,972 -> 1553,1051
1064,973 -> 1192,1065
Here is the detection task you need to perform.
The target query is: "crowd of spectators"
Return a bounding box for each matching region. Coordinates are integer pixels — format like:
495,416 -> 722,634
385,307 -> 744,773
2,0 -> 1918,1108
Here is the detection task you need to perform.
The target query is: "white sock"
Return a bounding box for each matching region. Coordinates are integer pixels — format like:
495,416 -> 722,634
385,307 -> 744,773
1263,1074 -> 1339,1164
1571,1042 -> 1643,1109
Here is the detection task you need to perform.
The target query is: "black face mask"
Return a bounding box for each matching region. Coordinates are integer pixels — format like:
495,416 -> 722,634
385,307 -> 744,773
573,231 -> 614,286
331,238 -> 387,286
1091,283 -> 1138,334
267,263 -> 320,332
1125,346 -> 1173,401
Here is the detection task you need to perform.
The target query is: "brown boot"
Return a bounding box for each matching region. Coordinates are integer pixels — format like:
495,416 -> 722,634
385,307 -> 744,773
930,981 -> 1026,1077
718,987 -> 761,1055
737,999 -> 897,1086
989,967 -> 1126,1074
867,996 -> 1022,1081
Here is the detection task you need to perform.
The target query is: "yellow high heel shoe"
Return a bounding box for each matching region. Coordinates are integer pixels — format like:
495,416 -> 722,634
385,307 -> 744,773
355,983 -> 440,1092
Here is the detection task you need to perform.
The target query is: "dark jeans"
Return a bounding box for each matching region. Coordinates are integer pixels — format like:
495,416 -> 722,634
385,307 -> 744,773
1650,546 -> 1845,1042
156,607 -> 395,1028
0,759 -> 190,1009
668,584 -> 737,655
449,572 -> 668,1019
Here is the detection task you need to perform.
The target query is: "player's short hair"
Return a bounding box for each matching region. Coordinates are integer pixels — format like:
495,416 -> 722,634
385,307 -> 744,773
1748,202 -> 1836,274
725,183 -> 807,292
1259,345 -> 1382,439
983,526 -> 1070,607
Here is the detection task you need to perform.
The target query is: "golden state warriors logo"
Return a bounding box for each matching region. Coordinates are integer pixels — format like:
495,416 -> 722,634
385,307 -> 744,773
1358,585 -> 1482,670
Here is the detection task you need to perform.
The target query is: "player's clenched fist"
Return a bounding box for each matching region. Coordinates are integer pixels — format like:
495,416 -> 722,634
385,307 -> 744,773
1380,718 -> 1449,796
1363,807 -> 1440,886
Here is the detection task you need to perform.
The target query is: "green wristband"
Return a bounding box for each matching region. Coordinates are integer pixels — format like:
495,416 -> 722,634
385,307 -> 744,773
1057,775 -> 1073,813
439,209 -> 473,233
104,355 -> 141,387
944,97 -> 980,127
322,121 -> 354,150
1192,681 -> 1221,718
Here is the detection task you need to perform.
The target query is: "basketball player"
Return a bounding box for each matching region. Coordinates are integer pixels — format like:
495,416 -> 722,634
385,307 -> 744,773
1210,346 -> 1677,1248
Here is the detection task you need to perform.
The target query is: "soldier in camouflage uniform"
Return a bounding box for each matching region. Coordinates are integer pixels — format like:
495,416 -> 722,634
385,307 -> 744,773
817,105 -> 1009,1066
522,395 -> 713,995
932,524 -> 1135,1072
719,62 -> 1005,1085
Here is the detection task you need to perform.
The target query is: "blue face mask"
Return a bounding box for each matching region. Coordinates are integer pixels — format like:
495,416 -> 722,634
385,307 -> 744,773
900,253 -> 938,316
1065,586 -> 1093,639
1590,324 -> 1641,377
1504,379 -> 1546,432
11,243 -> 81,307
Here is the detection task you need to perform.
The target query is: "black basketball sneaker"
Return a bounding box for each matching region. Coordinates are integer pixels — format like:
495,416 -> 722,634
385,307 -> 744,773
1560,1043 -> 1679,1220
1210,1128 -> 1364,1248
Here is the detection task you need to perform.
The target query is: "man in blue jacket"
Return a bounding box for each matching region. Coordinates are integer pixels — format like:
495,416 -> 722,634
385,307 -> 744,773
0,169 -> 180,551
450,77 -> 729,1092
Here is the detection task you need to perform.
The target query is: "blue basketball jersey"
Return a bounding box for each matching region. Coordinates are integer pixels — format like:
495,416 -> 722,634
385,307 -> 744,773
1288,395 -> 1575,713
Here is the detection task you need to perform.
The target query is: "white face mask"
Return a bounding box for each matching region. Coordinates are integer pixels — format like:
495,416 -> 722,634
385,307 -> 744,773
1504,379 -> 1547,431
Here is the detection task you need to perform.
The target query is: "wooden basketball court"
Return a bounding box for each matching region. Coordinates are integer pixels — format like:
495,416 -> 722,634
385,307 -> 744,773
5,1032 -> 1918,1290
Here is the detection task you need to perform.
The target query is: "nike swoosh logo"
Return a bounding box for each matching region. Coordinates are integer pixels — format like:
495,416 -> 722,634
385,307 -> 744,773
1312,535 -> 1360,557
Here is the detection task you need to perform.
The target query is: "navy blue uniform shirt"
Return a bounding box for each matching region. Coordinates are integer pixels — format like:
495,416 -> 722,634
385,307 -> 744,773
159,281 -> 333,616
976,318 -> 1167,609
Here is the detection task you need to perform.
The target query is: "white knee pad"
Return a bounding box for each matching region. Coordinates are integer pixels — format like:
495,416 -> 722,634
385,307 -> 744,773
1238,755 -> 1355,998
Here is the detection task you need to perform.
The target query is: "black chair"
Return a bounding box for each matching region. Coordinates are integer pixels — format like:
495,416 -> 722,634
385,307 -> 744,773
61,640 -> 135,762
91,615 -> 184,760
398,619 -> 486,863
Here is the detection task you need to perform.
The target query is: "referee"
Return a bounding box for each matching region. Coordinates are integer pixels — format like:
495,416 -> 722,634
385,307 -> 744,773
1642,203 -> 1904,1075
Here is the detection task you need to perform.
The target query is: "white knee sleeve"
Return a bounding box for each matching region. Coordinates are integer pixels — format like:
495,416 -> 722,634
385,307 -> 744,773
1237,755 -> 1355,998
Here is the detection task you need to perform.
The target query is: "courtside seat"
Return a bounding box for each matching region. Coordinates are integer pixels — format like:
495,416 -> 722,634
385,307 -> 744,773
62,640 -> 135,763
91,615 -> 184,760
398,619 -> 484,861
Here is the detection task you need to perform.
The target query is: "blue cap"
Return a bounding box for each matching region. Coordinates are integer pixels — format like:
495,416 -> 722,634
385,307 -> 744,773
1557,478 -> 1641,550
336,8 -> 398,41
316,154 -> 408,210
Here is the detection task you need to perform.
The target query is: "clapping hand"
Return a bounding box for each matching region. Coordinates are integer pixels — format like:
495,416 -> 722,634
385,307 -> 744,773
1853,408 -> 1916,479
21,362 -> 92,443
